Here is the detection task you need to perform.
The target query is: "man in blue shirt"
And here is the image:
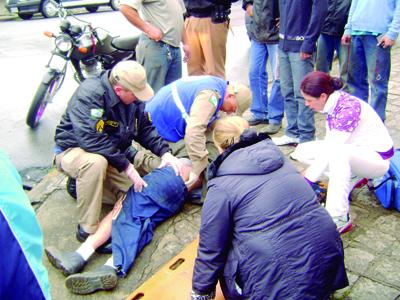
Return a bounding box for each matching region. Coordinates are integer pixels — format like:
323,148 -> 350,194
145,76 -> 251,190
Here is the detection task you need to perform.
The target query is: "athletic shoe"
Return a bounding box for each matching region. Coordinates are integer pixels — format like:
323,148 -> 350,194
333,214 -> 353,234
248,118 -> 269,126
262,123 -> 281,134
65,265 -> 118,295
272,135 -> 300,146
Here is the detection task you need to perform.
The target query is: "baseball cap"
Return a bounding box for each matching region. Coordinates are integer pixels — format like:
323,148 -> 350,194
111,61 -> 154,101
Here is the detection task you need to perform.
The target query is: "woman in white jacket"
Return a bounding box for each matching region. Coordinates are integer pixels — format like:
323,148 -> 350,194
292,71 -> 394,233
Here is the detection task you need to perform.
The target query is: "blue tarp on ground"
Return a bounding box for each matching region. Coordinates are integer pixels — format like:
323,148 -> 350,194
112,167 -> 188,276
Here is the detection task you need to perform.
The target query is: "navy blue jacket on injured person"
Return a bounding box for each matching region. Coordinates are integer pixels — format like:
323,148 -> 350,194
192,130 -> 348,299
112,167 -> 188,277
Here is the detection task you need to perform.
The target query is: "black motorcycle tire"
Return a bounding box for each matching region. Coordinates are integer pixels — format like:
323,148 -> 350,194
26,71 -> 63,128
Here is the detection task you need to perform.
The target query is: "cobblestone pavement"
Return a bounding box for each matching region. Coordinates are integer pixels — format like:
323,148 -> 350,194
29,17 -> 400,300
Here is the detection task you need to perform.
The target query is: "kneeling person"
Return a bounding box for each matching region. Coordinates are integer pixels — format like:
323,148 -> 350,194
146,75 -> 251,194
54,60 -> 183,242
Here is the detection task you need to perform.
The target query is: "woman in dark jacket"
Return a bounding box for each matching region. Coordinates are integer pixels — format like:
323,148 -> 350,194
191,116 -> 348,300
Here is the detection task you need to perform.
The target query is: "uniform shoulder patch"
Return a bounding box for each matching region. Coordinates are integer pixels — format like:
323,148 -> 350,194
208,95 -> 218,107
90,108 -> 104,119
96,119 -> 105,132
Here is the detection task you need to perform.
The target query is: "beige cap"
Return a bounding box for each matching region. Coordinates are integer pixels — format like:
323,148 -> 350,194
232,83 -> 252,116
111,61 -> 154,101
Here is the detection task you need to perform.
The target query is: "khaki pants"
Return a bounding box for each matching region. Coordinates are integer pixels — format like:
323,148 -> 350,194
55,146 -> 161,233
184,16 -> 228,78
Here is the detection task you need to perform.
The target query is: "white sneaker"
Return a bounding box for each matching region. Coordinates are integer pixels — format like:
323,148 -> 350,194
272,135 -> 300,146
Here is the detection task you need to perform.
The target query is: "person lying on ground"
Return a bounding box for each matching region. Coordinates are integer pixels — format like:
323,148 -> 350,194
45,159 -> 194,295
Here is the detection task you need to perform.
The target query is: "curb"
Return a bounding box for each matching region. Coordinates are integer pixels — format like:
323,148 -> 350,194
28,169 -> 66,209
0,14 -> 18,21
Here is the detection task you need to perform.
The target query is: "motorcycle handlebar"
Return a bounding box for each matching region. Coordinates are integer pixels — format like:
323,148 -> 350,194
49,0 -> 92,26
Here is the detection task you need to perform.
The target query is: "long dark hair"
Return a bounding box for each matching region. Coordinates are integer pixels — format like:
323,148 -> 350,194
300,71 -> 343,97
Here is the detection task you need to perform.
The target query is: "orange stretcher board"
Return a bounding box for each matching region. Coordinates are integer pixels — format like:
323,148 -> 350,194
127,238 -> 224,300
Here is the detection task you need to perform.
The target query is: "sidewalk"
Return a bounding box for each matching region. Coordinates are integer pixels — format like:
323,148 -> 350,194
29,20 -> 400,300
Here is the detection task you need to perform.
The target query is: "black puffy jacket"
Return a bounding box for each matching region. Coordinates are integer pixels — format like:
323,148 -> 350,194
54,71 -> 170,172
193,130 -> 348,299
243,0 -> 280,43
321,0 -> 352,36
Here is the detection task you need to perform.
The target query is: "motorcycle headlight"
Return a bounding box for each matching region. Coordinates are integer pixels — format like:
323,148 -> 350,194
55,34 -> 73,52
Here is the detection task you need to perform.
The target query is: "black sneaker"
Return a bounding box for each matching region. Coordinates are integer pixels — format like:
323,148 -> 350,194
45,246 -> 86,276
65,265 -> 118,295
66,177 -> 77,200
248,118 -> 269,126
76,224 -> 90,243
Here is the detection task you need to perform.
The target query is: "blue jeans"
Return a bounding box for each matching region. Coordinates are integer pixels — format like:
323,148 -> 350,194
136,34 -> 182,93
249,40 -> 284,125
316,33 -> 350,84
279,49 -> 315,143
347,35 -> 391,121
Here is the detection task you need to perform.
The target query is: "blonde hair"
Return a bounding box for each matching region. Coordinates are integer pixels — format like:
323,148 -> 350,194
213,116 -> 249,150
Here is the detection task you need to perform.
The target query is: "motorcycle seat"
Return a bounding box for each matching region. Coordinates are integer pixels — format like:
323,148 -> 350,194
112,34 -> 140,51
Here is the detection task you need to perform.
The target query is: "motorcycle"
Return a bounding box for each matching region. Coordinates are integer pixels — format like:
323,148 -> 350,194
26,0 -> 140,128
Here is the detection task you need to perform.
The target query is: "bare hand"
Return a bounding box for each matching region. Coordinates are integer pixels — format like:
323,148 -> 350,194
341,34 -> 351,45
275,18 -> 280,29
182,43 -> 191,63
125,163 -> 148,192
246,4 -> 253,17
144,22 -> 163,41
300,52 -> 311,60
379,35 -> 395,48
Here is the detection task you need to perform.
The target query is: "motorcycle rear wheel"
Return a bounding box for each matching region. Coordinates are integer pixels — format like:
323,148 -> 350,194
26,71 -> 63,128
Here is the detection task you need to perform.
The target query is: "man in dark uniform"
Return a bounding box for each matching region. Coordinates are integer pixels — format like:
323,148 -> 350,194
54,61 -> 183,243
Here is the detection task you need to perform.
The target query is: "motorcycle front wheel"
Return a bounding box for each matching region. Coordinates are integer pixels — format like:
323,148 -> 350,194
26,70 -> 64,128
